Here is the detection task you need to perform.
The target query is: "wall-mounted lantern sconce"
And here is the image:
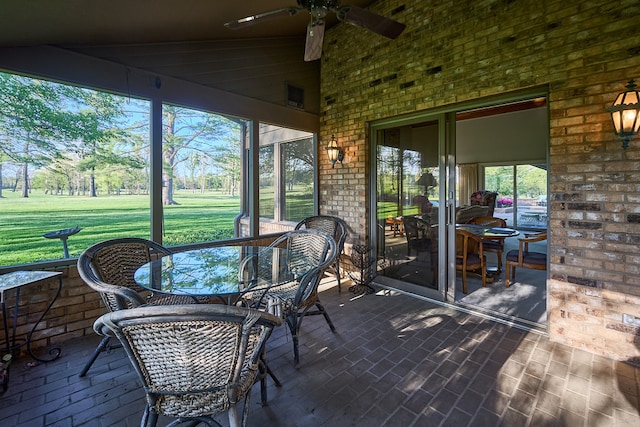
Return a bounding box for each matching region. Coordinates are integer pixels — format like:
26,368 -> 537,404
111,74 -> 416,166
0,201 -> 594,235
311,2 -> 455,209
326,135 -> 344,168
606,79 -> 640,150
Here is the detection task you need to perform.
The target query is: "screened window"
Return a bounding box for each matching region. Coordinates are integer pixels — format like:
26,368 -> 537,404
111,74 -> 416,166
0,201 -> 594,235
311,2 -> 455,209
160,103 -> 246,245
0,72 -> 317,268
0,71 -> 151,265
258,124 -> 315,223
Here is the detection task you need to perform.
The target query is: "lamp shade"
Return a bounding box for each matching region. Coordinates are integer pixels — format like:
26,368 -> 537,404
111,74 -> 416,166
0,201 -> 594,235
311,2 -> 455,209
606,80 -> 640,149
416,172 -> 437,187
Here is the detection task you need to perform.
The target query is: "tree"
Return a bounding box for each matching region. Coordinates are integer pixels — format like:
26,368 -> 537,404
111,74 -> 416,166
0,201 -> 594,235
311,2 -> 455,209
0,73 -> 144,198
161,105 -> 242,205
284,138 -> 314,191
73,90 -> 144,197
0,74 -> 80,197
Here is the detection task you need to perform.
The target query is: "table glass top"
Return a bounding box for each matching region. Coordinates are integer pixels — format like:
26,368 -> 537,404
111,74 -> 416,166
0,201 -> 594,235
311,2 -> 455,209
134,246 -> 314,297
0,271 -> 62,293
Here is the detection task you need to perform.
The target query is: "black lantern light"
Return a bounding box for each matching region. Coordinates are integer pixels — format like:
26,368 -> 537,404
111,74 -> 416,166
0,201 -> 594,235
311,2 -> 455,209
606,79 -> 640,150
326,135 -> 344,168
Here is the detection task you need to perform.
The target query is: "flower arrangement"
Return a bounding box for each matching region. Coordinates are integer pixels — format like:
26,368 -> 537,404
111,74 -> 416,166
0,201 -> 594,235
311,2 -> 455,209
497,197 -> 513,207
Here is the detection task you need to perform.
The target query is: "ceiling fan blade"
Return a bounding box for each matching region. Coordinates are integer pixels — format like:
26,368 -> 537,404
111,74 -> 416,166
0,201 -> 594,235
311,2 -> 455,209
304,20 -> 325,62
336,5 -> 405,39
224,7 -> 301,30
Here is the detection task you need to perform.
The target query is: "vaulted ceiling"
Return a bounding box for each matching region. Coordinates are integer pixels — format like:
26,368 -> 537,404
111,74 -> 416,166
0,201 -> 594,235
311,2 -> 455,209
1,1 -> 380,115
1,0 -> 377,47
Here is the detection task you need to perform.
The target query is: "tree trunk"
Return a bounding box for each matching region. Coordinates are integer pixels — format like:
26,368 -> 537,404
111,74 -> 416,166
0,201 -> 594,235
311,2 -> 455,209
90,167 -> 97,197
162,174 -> 177,205
21,162 -> 29,198
162,111 -> 178,205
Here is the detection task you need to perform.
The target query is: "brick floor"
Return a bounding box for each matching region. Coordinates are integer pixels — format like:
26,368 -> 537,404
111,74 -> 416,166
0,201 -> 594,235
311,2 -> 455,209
1,284 -> 639,426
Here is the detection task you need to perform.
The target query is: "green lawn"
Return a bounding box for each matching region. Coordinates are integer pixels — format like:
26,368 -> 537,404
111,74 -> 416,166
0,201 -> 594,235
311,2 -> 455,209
0,190 -> 241,266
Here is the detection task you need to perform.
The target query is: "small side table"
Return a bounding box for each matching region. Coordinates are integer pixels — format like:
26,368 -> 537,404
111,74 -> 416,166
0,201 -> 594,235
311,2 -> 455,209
385,217 -> 404,237
0,271 -> 63,363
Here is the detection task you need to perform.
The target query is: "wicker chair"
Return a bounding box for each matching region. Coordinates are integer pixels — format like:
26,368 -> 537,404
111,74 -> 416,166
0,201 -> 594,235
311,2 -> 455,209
295,215 -> 347,292
257,229 -> 338,366
93,304 -> 282,427
77,237 -> 198,377
466,216 -> 508,271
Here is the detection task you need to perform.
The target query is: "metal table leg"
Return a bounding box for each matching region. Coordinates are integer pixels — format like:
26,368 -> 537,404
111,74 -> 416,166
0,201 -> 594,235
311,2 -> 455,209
24,275 -> 63,362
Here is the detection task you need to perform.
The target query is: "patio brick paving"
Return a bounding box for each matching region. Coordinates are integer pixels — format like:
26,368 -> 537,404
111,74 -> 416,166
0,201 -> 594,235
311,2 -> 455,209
1,282 -> 639,426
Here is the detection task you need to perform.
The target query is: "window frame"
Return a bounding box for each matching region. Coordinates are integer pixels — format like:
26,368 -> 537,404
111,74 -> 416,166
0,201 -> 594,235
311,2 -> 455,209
0,51 -> 319,270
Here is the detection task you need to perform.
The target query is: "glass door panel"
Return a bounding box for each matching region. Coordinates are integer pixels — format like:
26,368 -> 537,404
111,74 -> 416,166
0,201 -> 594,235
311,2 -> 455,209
374,120 -> 443,298
515,164 -> 547,229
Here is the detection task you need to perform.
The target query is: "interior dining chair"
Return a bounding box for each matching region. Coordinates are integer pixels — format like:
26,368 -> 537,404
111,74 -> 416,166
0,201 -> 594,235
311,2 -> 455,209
505,232 -> 548,287
93,304 -> 281,427
259,229 -> 338,366
455,229 -> 487,294
76,237 -> 198,377
295,215 -> 347,292
402,216 -> 431,256
466,216 -> 508,271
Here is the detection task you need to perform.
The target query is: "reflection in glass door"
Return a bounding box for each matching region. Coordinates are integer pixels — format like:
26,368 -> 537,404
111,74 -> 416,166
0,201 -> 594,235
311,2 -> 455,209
374,120 -> 444,299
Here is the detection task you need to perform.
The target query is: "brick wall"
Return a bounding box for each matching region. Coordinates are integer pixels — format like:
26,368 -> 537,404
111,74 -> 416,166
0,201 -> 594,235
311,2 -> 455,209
319,0 -> 640,361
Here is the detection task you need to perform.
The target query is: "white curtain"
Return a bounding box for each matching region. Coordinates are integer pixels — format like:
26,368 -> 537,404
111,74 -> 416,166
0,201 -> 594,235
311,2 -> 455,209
458,163 -> 478,206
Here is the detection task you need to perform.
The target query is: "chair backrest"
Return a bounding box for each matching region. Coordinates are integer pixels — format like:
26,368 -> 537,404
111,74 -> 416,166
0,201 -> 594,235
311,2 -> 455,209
402,216 -> 421,240
466,216 -> 507,227
455,205 -> 490,224
94,304 -> 281,420
455,229 -> 484,261
521,232 -> 548,254
469,190 -> 498,216
268,229 -> 338,306
77,237 -> 172,312
295,215 -> 347,254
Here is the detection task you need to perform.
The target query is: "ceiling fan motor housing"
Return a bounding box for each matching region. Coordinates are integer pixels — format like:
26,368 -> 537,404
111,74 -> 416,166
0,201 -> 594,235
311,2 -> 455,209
297,0 -> 341,10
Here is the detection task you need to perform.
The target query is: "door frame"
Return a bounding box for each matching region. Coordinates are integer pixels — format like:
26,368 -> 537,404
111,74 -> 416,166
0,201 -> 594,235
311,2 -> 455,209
369,112 -> 448,302
368,86 -> 549,306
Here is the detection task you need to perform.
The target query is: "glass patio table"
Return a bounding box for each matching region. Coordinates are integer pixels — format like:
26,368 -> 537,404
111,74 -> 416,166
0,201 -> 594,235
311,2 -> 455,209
134,245 -> 315,305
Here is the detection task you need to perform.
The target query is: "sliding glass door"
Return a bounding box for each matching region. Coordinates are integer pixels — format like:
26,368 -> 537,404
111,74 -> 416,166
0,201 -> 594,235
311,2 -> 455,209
371,116 -> 448,301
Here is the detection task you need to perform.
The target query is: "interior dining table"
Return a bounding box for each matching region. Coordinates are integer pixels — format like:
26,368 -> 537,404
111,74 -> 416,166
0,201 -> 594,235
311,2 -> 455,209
455,223 -> 520,239
455,223 -> 520,277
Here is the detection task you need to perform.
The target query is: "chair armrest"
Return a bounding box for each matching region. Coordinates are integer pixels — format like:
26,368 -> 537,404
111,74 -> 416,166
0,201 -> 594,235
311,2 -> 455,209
521,232 -> 547,242
518,232 -> 547,254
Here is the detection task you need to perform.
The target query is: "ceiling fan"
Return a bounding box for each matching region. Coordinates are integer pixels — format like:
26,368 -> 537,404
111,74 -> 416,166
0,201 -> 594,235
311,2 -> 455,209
224,0 -> 406,61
